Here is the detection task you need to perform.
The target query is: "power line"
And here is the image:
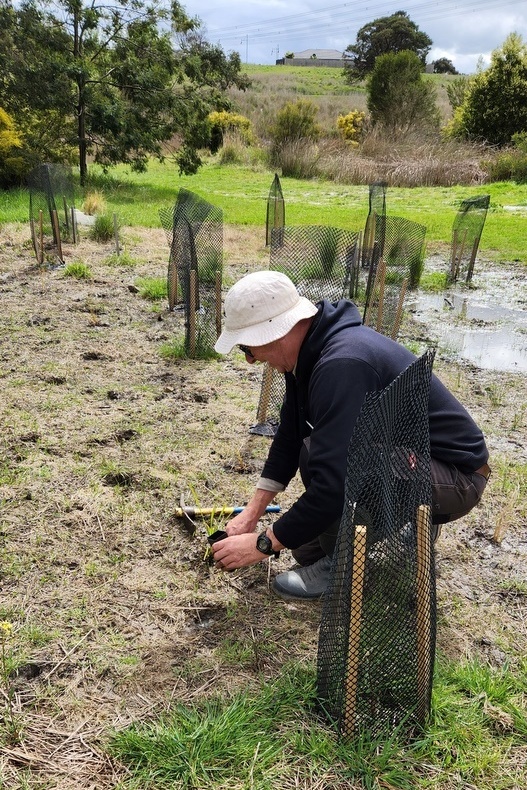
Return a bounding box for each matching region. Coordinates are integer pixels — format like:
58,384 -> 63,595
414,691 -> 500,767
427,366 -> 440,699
208,0 -> 526,45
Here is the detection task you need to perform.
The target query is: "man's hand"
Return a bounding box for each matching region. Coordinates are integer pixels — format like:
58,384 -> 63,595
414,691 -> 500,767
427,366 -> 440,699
224,511 -> 258,536
224,488 -> 279,537
211,533 -> 266,570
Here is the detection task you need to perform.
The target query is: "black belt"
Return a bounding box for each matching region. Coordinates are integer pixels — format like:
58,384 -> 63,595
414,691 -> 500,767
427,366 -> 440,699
474,463 -> 491,480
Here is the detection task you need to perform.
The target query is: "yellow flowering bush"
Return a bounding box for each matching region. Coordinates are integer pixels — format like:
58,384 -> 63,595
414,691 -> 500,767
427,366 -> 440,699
336,110 -> 366,147
208,110 -> 255,151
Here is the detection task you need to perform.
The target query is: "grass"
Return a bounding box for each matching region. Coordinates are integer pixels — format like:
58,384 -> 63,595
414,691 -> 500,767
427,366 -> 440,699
63,261 -> 92,279
108,657 -> 527,789
134,275 -> 167,301
3,160 -> 526,263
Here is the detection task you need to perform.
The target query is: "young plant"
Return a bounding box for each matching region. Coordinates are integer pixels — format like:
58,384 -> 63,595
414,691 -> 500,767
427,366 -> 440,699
0,621 -> 21,744
63,261 -> 92,279
90,212 -> 117,243
135,276 -> 167,301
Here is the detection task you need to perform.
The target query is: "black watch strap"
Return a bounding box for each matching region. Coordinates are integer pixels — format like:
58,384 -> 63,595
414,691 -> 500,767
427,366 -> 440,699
256,533 -> 280,558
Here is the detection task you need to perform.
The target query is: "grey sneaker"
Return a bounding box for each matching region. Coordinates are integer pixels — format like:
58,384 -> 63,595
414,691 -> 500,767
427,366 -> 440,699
272,555 -> 332,600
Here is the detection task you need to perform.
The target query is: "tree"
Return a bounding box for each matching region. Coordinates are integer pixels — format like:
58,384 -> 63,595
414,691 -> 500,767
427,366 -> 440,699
432,57 -> 458,75
448,33 -> 527,146
367,50 -> 439,135
343,11 -> 432,83
0,0 -> 249,185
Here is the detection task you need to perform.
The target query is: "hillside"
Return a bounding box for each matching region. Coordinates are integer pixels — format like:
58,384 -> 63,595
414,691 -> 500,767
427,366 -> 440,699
229,64 -> 454,133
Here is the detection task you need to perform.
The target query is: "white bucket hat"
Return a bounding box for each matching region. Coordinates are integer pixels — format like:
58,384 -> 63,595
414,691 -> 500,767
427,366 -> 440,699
214,270 -> 318,354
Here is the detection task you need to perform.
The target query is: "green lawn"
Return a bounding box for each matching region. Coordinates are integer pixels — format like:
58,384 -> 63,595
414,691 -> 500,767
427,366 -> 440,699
2,160 -> 527,262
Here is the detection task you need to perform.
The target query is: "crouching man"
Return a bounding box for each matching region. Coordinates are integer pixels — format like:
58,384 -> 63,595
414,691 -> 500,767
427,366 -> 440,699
211,271 -> 490,601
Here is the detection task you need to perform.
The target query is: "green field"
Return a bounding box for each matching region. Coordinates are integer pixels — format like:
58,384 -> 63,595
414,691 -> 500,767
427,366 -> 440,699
2,160 -> 527,263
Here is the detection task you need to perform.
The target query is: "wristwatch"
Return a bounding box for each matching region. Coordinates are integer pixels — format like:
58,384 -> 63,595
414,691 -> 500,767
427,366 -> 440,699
256,532 -> 280,559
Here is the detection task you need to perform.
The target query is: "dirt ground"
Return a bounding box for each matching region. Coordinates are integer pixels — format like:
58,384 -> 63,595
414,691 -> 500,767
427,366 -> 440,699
0,222 -> 526,788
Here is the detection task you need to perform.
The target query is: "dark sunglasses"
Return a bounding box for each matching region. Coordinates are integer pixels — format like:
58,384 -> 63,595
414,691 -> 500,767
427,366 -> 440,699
238,344 -> 255,358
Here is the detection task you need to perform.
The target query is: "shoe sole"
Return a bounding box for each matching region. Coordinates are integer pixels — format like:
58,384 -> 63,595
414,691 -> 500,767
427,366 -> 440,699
272,583 -> 325,602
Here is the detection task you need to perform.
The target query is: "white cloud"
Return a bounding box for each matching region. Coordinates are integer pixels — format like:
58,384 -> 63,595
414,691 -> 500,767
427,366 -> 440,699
182,0 -> 527,73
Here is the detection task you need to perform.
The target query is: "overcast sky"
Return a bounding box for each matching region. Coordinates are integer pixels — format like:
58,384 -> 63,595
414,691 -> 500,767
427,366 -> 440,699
181,0 -> 527,74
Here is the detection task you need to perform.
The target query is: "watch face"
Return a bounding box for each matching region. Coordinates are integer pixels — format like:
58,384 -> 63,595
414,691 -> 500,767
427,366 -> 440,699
256,534 -> 272,555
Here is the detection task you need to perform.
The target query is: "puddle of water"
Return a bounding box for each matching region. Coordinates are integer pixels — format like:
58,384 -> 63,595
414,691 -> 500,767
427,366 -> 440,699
407,283 -> 527,373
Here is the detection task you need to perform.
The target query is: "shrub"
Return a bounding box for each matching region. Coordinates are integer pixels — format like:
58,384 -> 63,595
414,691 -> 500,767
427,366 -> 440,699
0,107 -> 27,188
484,147 -> 527,183
135,277 -> 167,301
268,99 -> 321,148
445,76 -> 472,111
336,110 -> 366,146
208,110 -> 255,153
104,251 -> 138,267
218,131 -> 247,165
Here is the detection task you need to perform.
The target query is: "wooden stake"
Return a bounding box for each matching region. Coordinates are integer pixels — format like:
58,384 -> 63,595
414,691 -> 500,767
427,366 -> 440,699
449,228 -> 458,281
215,269 -> 222,338
342,524 -> 367,738
351,234 -> 361,298
375,257 -> 387,333
363,260 -> 379,328
416,503 -> 432,724
452,228 -> 467,282
113,213 -> 120,255
38,210 -> 44,265
189,268 -> 197,358
63,196 -> 70,236
29,217 -> 38,260
466,237 -> 479,282
70,206 -> 77,244
391,277 -> 408,340
51,209 -> 63,263
368,211 -> 376,256
168,262 -> 178,311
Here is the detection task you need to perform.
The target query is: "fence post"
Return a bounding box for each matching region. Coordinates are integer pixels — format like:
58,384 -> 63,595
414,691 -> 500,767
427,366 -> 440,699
342,524 -> 367,738
51,209 -> 64,263
416,504 -> 433,724
215,270 -> 222,338
189,268 -> 197,357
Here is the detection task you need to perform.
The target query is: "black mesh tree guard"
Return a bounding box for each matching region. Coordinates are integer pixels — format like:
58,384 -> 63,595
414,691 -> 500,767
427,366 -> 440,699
363,216 -> 426,339
250,225 -> 361,436
265,173 -> 285,247
317,349 -> 436,740
362,182 -> 387,270
27,163 -> 76,263
159,189 -> 223,358
449,195 -> 490,283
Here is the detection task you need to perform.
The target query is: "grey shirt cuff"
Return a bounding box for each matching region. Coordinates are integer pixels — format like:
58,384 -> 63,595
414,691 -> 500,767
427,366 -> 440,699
257,477 -> 285,493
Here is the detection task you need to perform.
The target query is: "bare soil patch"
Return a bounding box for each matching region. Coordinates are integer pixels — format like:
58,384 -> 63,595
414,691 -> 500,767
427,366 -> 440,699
0,223 -> 525,788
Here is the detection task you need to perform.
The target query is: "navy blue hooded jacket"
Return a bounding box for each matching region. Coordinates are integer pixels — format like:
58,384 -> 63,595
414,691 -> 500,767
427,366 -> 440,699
262,299 -> 489,549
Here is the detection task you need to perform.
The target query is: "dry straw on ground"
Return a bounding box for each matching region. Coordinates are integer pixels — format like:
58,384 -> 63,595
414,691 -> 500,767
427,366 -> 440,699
0,221 -> 526,788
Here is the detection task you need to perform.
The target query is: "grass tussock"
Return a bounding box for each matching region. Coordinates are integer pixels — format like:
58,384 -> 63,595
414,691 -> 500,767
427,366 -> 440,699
62,261 -> 92,279
108,658 -> 527,790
